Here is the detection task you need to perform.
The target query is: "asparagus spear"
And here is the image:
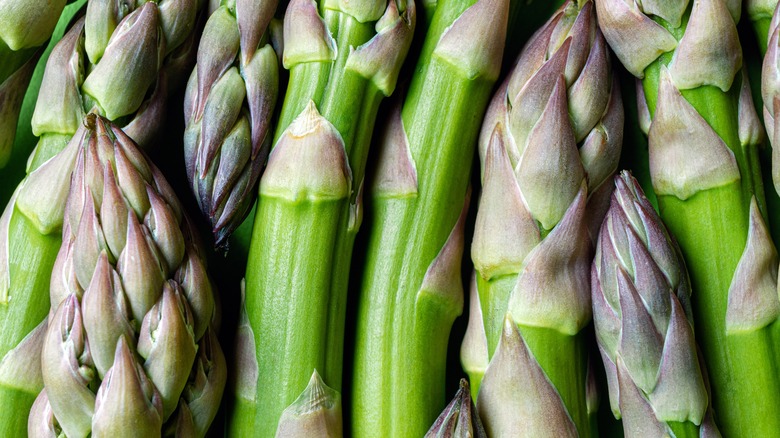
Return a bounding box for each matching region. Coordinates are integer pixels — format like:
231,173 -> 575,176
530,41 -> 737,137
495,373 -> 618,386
460,2 -> 622,435
275,370 -> 343,438
228,0 -> 414,434
350,0 -> 508,433
183,0 -> 279,247
597,0 -> 780,435
425,379 -> 486,438
593,171 -> 720,437
25,114 -> 224,437
0,3 -> 204,434
0,0 -> 71,168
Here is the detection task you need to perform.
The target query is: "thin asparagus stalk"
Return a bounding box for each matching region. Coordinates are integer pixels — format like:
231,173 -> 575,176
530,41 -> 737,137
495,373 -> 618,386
0,0 -> 71,168
0,4 -> 204,433
459,2 -> 622,436
596,0 -> 780,435
593,171 -> 720,437
228,0 -> 414,434
351,0 -> 509,433
26,114 -> 224,437
749,0 -> 778,52
184,0 -> 279,247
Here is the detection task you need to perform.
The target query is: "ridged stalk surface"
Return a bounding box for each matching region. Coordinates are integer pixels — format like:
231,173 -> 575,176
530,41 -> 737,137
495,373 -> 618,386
351,0 -> 509,434
228,0 -> 415,435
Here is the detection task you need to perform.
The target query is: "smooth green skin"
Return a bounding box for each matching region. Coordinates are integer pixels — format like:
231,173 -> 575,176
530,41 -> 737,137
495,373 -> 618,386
0,0 -> 86,205
0,211 -> 62,436
754,17 -> 772,54
232,192 -> 348,437
638,13 -> 780,434
351,0 -> 498,431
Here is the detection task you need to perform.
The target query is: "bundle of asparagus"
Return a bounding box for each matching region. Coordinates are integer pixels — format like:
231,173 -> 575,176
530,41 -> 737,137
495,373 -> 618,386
0,3 -> 205,434
597,0 -> 780,435
1,0 -> 780,436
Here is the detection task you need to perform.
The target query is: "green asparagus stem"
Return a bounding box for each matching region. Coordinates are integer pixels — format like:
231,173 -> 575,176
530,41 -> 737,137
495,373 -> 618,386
26,114 -> 224,437
597,0 -> 780,435
749,0 -> 777,52
184,0 -> 280,246
593,171 -> 720,436
228,0 -> 414,434
351,0 -> 508,433
460,2 -> 622,436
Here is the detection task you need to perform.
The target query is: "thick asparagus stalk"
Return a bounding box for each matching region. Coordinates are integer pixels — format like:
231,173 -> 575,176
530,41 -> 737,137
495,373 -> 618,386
0,3 -> 204,434
184,0 -> 279,246
350,0 -> 508,434
593,171 -> 720,437
26,114 -> 224,437
459,2 -> 622,436
0,0 -> 71,168
228,0 -> 414,434
596,0 -> 780,435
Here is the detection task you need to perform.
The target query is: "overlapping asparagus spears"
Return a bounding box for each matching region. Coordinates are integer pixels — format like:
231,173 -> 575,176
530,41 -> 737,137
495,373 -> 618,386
25,114 -> 225,437
228,0 -> 415,434
593,171 -> 720,437
350,0 -> 508,433
458,2 -> 622,436
0,0 -> 71,168
0,3 -> 204,433
184,0 -> 279,246
596,0 -> 780,435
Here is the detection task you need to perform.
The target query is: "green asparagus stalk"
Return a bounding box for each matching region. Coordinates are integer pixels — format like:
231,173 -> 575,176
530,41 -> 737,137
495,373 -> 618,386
762,5 -> 780,215
26,114 -> 225,437
0,3 -> 204,434
228,0 -> 414,434
0,0 -> 71,168
425,379 -> 486,438
184,0 -> 279,246
597,0 -> 780,435
350,0 -> 509,433
593,171 -> 720,437
459,2 -> 622,436
749,0 -> 777,52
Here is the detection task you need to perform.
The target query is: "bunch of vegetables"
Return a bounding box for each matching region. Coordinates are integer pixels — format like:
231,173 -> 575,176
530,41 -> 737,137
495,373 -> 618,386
1,0 -> 780,437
